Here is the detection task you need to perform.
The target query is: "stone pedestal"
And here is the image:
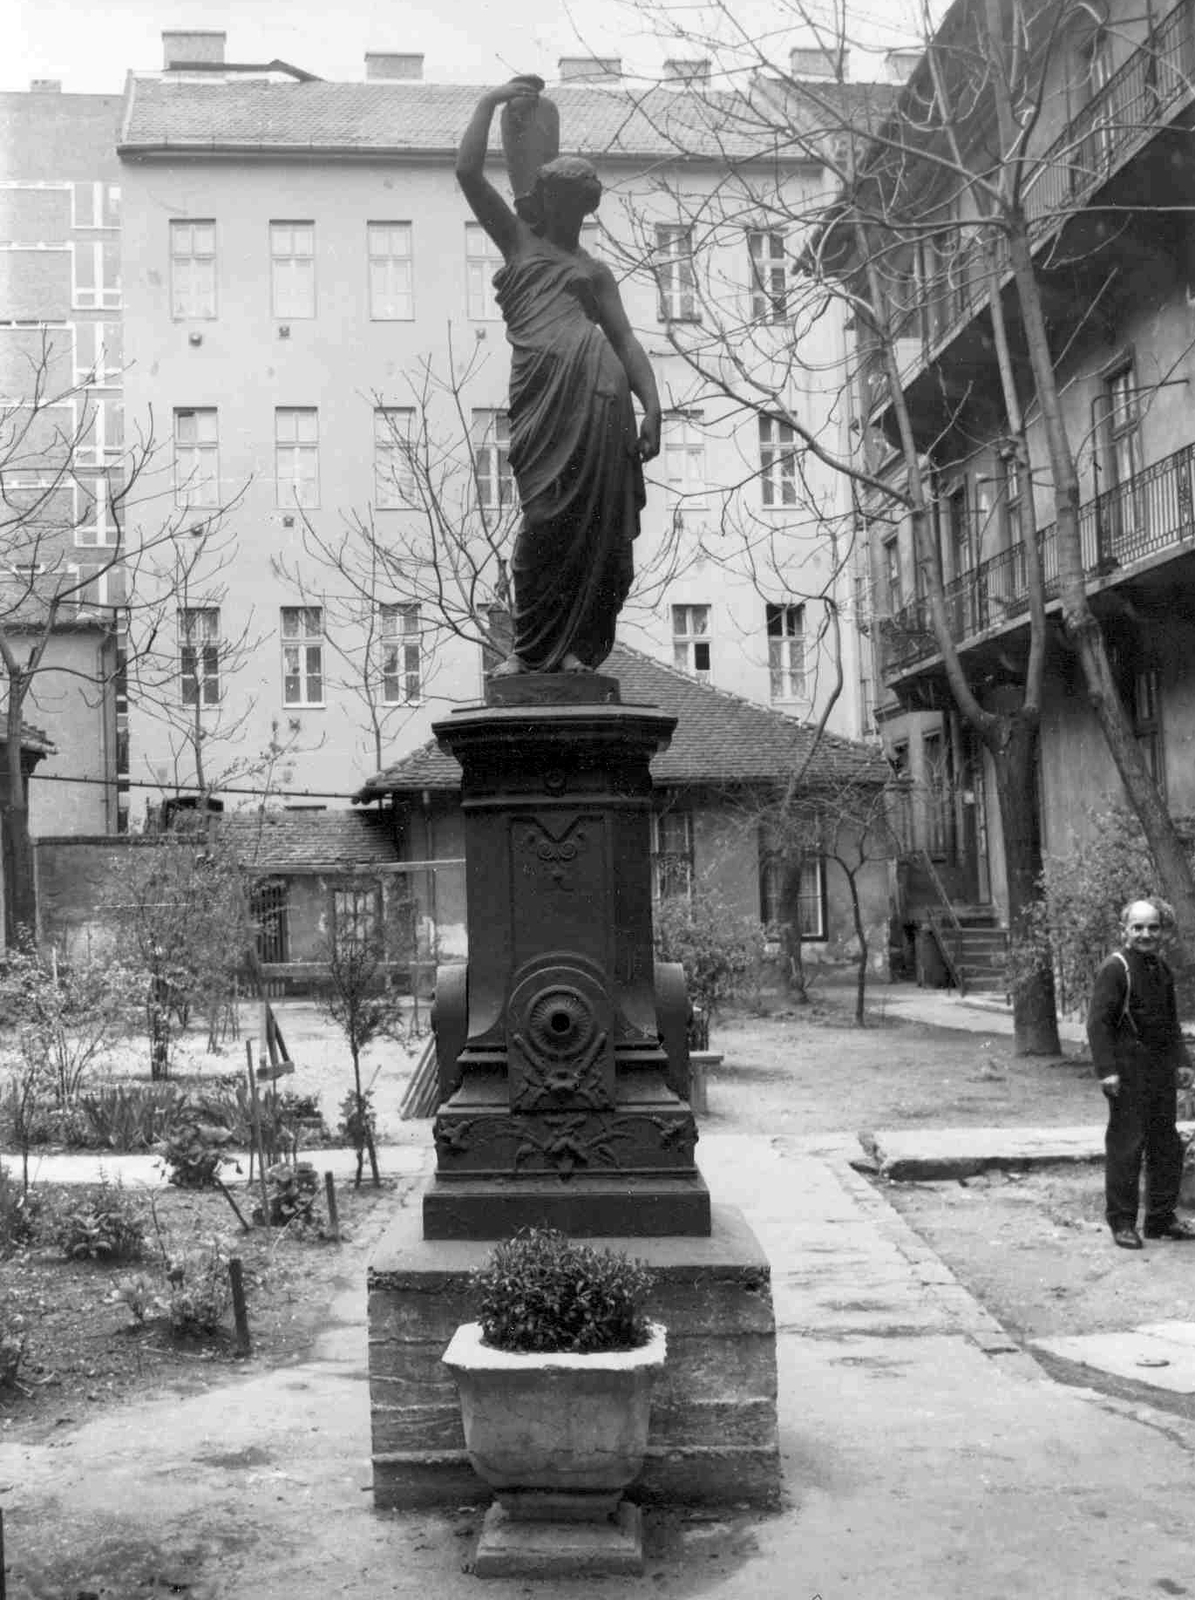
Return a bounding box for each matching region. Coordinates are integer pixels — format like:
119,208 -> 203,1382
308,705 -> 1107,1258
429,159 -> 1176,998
367,1199 -> 781,1510
424,674 -> 709,1239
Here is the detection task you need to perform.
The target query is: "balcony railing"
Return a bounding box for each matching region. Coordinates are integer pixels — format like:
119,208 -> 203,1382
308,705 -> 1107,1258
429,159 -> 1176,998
860,0 -> 1195,417
879,439 -> 1195,677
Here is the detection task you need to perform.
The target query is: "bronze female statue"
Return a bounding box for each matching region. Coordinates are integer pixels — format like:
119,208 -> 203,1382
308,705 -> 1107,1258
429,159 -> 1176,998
456,78 -> 662,675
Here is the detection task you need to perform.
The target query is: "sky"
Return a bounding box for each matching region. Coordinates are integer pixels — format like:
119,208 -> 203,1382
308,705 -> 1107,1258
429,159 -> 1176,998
6,0 -> 928,96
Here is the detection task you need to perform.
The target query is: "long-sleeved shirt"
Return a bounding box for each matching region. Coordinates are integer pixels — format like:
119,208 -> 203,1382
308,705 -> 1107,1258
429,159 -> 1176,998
1087,947 -> 1188,1081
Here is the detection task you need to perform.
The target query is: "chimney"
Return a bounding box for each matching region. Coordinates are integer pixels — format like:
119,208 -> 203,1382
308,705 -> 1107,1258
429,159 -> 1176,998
365,52 -> 424,81
884,49 -> 923,84
664,58 -> 711,86
29,79 -> 62,92
558,56 -> 622,84
162,30 -> 227,69
789,46 -> 849,81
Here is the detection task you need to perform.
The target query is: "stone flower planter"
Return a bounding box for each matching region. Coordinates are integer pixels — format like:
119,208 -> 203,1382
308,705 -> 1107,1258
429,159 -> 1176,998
442,1320 -> 667,1576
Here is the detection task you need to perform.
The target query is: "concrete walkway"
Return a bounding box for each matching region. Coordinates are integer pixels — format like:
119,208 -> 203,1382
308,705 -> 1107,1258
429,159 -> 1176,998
5,1129 -> 1195,1598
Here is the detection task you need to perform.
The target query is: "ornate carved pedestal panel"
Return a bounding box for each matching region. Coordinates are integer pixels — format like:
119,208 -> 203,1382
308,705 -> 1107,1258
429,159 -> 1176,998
423,673 -> 710,1239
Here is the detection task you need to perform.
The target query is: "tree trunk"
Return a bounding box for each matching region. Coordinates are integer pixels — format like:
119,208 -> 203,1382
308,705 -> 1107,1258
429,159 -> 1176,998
3,692 -> 36,944
987,708 -> 1060,1055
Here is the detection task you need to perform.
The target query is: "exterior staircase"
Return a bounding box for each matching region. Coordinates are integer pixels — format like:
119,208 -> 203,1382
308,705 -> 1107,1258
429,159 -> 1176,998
926,908 -> 1009,996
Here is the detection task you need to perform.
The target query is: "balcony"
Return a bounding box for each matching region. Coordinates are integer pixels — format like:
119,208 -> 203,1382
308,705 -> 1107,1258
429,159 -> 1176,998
861,0 -> 1195,424
879,438 -> 1195,679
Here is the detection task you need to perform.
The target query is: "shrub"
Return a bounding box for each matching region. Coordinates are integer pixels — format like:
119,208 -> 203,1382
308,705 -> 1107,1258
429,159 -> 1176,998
113,1271 -> 160,1326
164,1243 -> 231,1336
0,1163 -> 42,1254
471,1227 -> 653,1354
158,1094 -> 238,1188
257,1161 -> 320,1229
78,1083 -> 188,1151
654,891 -> 767,1048
0,1306 -> 26,1388
50,1177 -> 148,1262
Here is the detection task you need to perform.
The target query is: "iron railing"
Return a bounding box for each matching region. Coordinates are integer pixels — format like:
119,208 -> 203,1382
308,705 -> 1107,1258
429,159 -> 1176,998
879,438 -> 1195,676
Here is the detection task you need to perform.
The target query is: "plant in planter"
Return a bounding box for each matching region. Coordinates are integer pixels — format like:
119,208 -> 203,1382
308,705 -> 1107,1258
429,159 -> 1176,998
441,1227 -> 666,1578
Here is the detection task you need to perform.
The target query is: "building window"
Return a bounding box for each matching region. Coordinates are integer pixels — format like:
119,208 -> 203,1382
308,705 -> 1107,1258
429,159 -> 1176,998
795,857 -> 826,939
75,398 -> 123,467
170,220 -> 216,319
281,606 -> 324,706
251,880 -> 290,964
74,321 -> 123,386
466,222 -> 504,320
758,416 -> 796,508
1105,364 -> 1143,489
748,228 -> 787,321
944,482 -> 971,579
71,182 -> 121,230
662,412 -> 707,507
759,843 -> 826,939
270,221 -> 315,319
656,224 -> 696,321
374,407 -> 415,507
671,603 -> 711,679
331,884 -> 380,950
72,239 -> 121,309
1132,667 -> 1165,797
652,809 -> 693,902
367,222 -> 413,320
472,409 -> 513,509
883,536 -> 903,613
180,607 -> 220,706
74,469 -> 123,548
766,602 -> 806,699
380,602 -> 422,704
174,408 -> 219,507
275,408 -> 319,508
922,729 -> 954,859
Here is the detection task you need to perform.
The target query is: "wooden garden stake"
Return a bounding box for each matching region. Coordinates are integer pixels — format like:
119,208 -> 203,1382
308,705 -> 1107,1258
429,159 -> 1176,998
228,1257 -> 252,1357
1,1503 -> 6,1600
244,1039 -> 256,1182
246,1056 -> 271,1228
324,1170 -> 340,1243
215,1176 -> 252,1233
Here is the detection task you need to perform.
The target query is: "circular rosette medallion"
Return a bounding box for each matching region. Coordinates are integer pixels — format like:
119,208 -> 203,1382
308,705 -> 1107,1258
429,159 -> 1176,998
507,960 -> 615,1111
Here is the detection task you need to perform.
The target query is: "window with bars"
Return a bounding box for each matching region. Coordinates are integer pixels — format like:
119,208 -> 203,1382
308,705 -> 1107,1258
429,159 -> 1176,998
331,884 -> 381,951
655,224 -> 696,321
281,606 -> 324,706
651,809 -> 693,903
748,228 -> 787,322
662,412 -> 707,507
374,407 -> 415,507
465,223 -> 504,320
251,880 -> 290,964
170,220 -> 216,319
275,408 -> 319,507
72,239 -> 121,309
380,601 -> 422,704
471,409 -> 513,509
368,222 -> 413,320
174,408 -> 219,508
180,607 -> 220,706
758,847 -> 826,939
758,416 -> 796,508
672,602 -> 711,679
766,602 -> 806,700
270,221 -> 315,319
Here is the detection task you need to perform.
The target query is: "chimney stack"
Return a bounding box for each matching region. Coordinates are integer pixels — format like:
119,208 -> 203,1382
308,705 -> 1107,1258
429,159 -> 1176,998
365,52 -> 424,81
558,56 -> 622,84
664,58 -> 711,86
789,46 -> 849,81
162,30 -> 226,69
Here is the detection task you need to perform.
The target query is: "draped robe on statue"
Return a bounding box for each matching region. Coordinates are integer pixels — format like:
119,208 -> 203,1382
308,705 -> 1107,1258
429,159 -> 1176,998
494,239 -> 645,671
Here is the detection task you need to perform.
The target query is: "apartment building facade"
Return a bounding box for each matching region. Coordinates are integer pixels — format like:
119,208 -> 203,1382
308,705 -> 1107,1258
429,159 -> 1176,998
0,84 -> 127,835
844,0 -> 1195,971
111,35 -> 865,820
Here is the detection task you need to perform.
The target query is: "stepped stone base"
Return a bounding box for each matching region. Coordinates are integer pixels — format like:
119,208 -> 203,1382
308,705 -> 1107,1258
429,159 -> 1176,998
367,1193 -> 781,1511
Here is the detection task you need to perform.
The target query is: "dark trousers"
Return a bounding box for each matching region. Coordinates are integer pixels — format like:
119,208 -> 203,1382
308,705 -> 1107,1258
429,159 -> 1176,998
1104,1073 -> 1184,1230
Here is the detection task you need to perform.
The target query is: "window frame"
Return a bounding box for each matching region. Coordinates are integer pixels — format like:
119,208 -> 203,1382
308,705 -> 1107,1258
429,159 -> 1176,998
170,219 -> 217,321
655,224 -> 697,322
374,406 -> 416,508
275,407 -> 320,508
747,227 -> 788,323
179,605 -> 221,707
269,220 -> 316,320
71,239 -> 121,310
662,411 -> 708,509
380,601 -> 422,705
471,409 -> 514,510
758,415 -> 797,509
671,602 -> 712,680
367,221 -> 414,321
173,407 -> 220,509
651,807 -> 694,904
766,601 -> 806,701
280,604 -> 325,707
465,222 -> 504,320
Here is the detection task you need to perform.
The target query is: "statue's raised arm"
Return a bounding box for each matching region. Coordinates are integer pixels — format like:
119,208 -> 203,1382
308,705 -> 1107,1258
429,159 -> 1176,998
457,83 -> 662,677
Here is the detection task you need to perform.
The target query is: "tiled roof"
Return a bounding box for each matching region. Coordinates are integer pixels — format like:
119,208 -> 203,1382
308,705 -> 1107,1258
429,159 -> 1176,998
210,808 -> 398,872
14,722 -> 55,756
353,643 -> 887,801
118,76 -> 875,162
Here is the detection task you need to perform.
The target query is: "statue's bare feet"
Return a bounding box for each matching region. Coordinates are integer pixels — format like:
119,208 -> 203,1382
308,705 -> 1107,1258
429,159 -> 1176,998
491,654 -> 530,677
560,653 -> 588,673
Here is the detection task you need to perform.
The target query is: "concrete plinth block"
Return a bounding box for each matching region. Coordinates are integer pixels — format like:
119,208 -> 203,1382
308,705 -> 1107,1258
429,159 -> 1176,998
472,1500 -> 644,1578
